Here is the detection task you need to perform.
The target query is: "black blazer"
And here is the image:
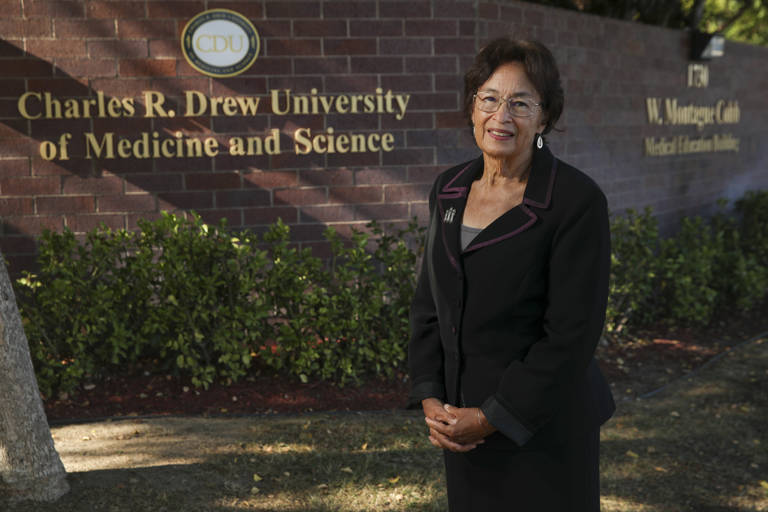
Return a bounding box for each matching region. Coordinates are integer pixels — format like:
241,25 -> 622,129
408,145 -> 615,450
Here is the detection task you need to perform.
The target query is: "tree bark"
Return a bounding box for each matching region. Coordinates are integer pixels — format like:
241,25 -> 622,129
0,257 -> 69,502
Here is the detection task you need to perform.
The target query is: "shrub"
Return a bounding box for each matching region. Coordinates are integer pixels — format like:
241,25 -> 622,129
605,208 -> 659,339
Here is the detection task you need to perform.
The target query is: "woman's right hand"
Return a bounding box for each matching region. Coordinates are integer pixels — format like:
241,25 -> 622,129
421,398 -> 483,452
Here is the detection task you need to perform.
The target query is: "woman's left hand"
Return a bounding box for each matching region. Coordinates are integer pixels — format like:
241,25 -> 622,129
425,404 -> 497,447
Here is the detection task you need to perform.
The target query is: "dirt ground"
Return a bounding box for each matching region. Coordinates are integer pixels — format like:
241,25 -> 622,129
3,334 -> 766,511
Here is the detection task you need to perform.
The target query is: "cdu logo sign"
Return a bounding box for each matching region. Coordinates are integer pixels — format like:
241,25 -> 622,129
181,9 -> 260,78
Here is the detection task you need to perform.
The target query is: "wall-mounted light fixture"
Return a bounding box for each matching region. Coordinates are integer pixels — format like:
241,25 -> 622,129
690,30 -> 725,60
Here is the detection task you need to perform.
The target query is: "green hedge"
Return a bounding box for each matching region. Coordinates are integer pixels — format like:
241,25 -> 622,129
13,190 -> 768,397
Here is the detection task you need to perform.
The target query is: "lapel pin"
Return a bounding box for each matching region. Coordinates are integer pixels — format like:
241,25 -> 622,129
444,206 -> 456,224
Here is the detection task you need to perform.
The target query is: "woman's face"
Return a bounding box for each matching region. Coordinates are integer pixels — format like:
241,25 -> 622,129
471,61 -> 547,163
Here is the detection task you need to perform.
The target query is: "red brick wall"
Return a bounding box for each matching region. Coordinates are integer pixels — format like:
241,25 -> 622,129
1,0 -> 767,273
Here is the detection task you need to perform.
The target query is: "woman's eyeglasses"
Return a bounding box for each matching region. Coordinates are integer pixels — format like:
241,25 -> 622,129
474,92 -> 542,118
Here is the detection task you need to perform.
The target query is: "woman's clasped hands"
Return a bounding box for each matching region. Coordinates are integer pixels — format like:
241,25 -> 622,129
421,398 -> 497,452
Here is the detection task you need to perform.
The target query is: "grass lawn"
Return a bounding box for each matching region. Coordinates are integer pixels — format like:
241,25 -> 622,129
3,336 -> 766,511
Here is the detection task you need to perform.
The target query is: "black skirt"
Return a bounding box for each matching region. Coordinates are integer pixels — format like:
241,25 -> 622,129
443,427 -> 601,512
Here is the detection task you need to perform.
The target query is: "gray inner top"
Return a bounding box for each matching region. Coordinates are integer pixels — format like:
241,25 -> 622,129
460,224 -> 482,250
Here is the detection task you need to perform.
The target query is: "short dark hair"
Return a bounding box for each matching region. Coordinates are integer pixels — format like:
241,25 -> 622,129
463,38 -> 564,135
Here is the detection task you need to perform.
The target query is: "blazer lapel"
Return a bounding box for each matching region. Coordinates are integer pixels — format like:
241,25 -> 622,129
463,144 -> 558,253
437,158 -> 481,271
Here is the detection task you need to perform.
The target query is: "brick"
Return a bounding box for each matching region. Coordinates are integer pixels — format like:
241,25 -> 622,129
328,185 -> 382,204
435,111 -> 466,129
0,137 -> 36,158
252,20 -> 291,38
478,2 -> 499,19
381,75 -> 434,93
354,203 -> 410,221
0,18 -> 52,38
212,116 -> 270,134
153,155 -> 213,173
125,173 -> 183,193
54,59 -> 117,79
37,195 -> 95,214
0,235 -> 36,255
294,20 -> 347,37
499,4 -> 523,21
380,37 -> 432,56
351,56 -> 402,74
32,158 -> 85,176
353,168 -> 405,185
0,80 -> 26,99
405,20 -> 457,37
294,56 -> 349,75
243,170 -> 298,189
382,112 -> 433,130
324,38 -> 376,56
0,40 -> 24,58
382,147 -> 434,166
0,59 -> 53,78
265,1 -> 320,18
324,1 -> 376,18
266,38 -> 321,57
434,1 -> 475,18
324,74 -> 378,93
215,189 -> 270,208
96,194 -> 155,212
299,205 -> 354,223
274,187 -> 327,205
87,1 -> 145,19
435,73 -> 463,91
23,1 -> 85,17
407,165 -> 442,183
0,197 -> 34,215
54,18 -> 116,38
380,1 -> 431,18
406,56 -> 457,74
459,19 -> 475,36
240,56 -> 292,75
296,165 -> 361,187
88,40 -> 148,59
408,92 -> 458,111
289,223 -> 326,241
0,159 -> 29,177
5,215 -> 63,235
243,206 -> 297,225
149,39 -> 182,59
26,77 -> 91,97
1,177 -> 60,195
158,191 -> 213,210
119,59 -> 176,77
207,1 -> 263,18
350,20 -> 403,37
435,37 -> 475,55
199,209 -> 243,227
300,240 -> 331,258
267,75 -> 323,91
384,183 -> 431,202
66,213 -> 124,232
61,175 -> 123,195
326,150 -> 380,168
30,118 -> 91,138
185,172 -> 241,190
118,19 -> 176,39
148,1 -> 205,18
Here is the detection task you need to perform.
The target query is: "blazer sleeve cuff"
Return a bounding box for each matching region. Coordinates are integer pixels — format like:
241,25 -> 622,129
407,380 -> 446,409
481,395 -> 534,447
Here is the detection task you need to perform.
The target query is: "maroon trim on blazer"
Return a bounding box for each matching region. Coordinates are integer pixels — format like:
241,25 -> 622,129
463,205 -> 537,253
437,161 -> 474,199
523,157 -> 557,209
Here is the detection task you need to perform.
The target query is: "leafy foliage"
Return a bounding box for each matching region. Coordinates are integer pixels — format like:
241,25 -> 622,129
13,190 -> 767,395
16,214 -> 423,397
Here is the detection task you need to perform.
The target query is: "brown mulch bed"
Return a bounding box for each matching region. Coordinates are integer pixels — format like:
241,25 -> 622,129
44,303 -> 768,423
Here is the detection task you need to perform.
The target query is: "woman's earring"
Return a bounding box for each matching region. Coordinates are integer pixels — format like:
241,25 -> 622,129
535,133 -> 543,149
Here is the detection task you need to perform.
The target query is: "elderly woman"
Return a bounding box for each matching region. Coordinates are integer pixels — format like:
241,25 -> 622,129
408,38 -> 615,511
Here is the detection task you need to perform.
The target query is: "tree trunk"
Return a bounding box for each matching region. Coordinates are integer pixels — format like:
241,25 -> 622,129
0,257 -> 69,502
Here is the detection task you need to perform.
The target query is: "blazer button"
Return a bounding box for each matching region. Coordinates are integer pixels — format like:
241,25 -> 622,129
451,325 -> 457,334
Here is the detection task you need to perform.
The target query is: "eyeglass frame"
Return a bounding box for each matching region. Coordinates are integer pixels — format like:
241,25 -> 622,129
472,91 -> 543,118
